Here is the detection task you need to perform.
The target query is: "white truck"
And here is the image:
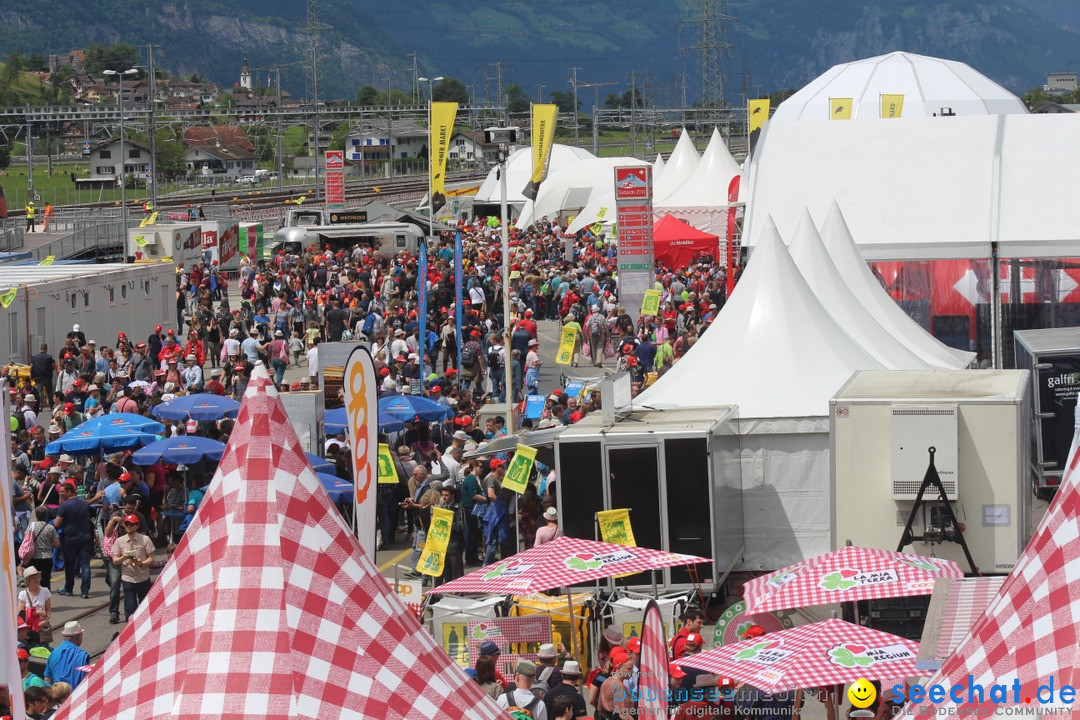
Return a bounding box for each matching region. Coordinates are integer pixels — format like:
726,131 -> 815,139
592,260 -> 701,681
271,207 -> 423,256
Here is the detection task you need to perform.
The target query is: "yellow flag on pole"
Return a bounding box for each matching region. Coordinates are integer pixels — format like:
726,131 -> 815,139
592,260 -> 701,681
523,103 -> 558,200
830,98 -> 853,120
377,443 -> 398,485
881,94 -> 904,119
641,289 -> 661,317
430,101 -> 459,213
502,445 -> 538,494
0,288 -> 16,309
38,255 -> 55,266
748,99 -> 770,157
418,506 -> 455,576
597,509 -> 637,546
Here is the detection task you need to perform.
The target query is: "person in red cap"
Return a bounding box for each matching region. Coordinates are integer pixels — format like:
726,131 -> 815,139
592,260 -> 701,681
671,607 -> 706,659
19,646 -> 49,690
596,646 -> 635,719
111,512 -> 156,621
58,401 -> 83,432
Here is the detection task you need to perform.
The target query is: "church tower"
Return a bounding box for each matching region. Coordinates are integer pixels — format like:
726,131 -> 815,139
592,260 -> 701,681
240,57 -> 252,90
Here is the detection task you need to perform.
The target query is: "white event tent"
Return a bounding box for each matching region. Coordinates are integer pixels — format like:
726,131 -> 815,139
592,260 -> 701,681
516,156 -> 646,228
475,143 -> 594,213
771,51 -> 1027,122
635,218 -> 886,568
653,127 -> 743,236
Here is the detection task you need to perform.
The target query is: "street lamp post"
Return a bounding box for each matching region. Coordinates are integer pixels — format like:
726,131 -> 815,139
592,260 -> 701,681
418,75 -> 444,384
485,125 -> 520,432
104,68 -> 140,232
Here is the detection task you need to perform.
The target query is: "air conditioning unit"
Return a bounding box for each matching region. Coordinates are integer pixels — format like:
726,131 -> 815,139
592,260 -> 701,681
890,405 -> 958,500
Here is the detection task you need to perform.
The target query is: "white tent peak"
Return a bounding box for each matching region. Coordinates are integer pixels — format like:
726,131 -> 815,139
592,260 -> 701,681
818,201 -> 974,368
657,126 -> 741,208
653,152 -> 666,178
516,156 -> 646,228
654,129 -> 700,198
788,208 -> 931,370
773,51 -> 1027,122
635,215 -> 884,418
475,143 -> 594,207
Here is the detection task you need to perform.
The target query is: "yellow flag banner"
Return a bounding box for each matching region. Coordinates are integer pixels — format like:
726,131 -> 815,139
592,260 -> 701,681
0,288 -> 15,309
523,103 -> 558,200
881,94 -> 904,119
555,325 -> 578,365
38,256 -> 54,266
748,99 -> 770,157
596,207 -> 607,219
418,506 -> 454,576
430,101 -> 459,213
139,215 -> 149,227
147,211 -> 158,225
133,235 -> 149,247
597,508 -> 637,546
830,98 -> 853,120
641,289 -> 661,317
502,445 -> 538,494
377,443 -> 398,485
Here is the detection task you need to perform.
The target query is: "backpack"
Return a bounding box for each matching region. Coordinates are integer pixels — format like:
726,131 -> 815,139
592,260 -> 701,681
503,688 -> 542,719
461,342 -> 479,368
18,521 -> 38,562
362,313 -> 376,336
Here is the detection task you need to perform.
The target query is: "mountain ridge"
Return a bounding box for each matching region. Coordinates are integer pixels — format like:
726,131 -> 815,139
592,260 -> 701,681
0,0 -> 1077,102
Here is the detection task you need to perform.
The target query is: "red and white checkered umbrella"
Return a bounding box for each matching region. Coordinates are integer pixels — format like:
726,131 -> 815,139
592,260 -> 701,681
897,418 -> 1080,718
428,536 -> 710,595
54,364 -> 508,720
743,546 -> 963,613
677,618 -> 919,692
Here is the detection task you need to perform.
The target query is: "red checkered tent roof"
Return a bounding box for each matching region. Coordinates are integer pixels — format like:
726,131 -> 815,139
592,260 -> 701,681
898,424 -> 1080,718
55,364 -> 508,720
428,535 -> 710,595
743,546 -> 963,614
677,618 -> 918,692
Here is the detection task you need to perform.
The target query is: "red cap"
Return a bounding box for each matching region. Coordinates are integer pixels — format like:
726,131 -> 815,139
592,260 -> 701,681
123,514 -> 140,525
686,632 -> 703,646
73,379 -> 84,388
155,324 -> 163,332
668,662 -> 686,679
431,386 -> 442,393
446,368 -> 458,375
741,624 -> 766,640
379,367 -> 390,376
63,402 -> 75,413
17,648 -> 29,660
489,458 -> 506,469
119,471 -> 132,482
609,647 -> 630,667
167,329 -> 175,335
627,638 -> 641,654
461,415 -> 472,424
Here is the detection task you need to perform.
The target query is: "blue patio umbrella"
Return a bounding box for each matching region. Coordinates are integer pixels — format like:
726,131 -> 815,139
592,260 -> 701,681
378,395 -> 454,423
324,407 -> 407,435
131,436 -> 227,465
152,393 -> 241,421
317,472 -> 355,504
305,452 -> 336,475
46,413 -> 165,455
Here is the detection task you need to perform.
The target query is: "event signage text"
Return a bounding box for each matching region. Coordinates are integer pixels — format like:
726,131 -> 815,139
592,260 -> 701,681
325,151 -> 345,209
614,166 -> 654,321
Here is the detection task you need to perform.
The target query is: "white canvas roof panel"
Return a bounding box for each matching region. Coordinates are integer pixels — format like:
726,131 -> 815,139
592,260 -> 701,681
772,51 -> 1026,122
519,157 -> 646,228
656,127 -> 742,209
475,143 -> 594,205
635,217 -> 884,419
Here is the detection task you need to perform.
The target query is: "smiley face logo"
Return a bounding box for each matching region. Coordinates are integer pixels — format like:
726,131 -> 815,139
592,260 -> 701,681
848,678 -> 877,709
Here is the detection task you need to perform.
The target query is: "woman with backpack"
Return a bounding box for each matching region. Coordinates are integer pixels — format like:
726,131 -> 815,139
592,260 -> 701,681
20,506 -> 60,589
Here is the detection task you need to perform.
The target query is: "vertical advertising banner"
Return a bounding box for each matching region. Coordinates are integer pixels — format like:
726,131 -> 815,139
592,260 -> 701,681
429,101 -> 459,213
747,99 -> 770,157
639,600 -> 669,720
614,165 -> 654,322
325,150 -> 345,209
830,97 -> 853,120
881,94 -> 905,119
344,346 -> 378,557
418,506 -> 454,576
502,445 -> 538,494
523,103 -> 558,200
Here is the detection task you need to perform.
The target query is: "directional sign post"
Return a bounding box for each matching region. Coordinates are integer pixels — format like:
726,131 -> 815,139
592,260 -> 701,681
614,166 -> 655,322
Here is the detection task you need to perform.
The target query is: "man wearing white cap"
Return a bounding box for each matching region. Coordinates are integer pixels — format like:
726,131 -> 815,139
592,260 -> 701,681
44,620 -> 90,688
181,353 -> 203,392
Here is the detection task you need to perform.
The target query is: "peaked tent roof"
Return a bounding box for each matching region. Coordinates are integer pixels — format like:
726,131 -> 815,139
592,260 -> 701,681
819,202 -> 974,368
653,214 -> 719,270
635,218 -> 884,418
656,127 -> 742,208
520,156 -> 647,227
475,143 -> 595,205
787,209 -> 931,370
652,128 -> 700,200
56,365 -> 507,720
773,51 -> 1026,122
653,152 -> 666,177
897,416 -> 1080,718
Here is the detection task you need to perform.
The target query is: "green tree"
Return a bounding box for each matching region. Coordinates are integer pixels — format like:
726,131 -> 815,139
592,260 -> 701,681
432,77 -> 468,104
549,90 -> 578,113
25,54 -> 47,72
328,120 -> 351,152
505,84 -> 529,114
187,73 -> 205,84
84,43 -> 140,75
0,143 -> 10,169
603,92 -> 622,109
356,85 -> 380,105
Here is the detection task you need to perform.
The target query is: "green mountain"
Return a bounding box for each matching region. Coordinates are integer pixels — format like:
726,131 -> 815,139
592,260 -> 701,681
0,0 -> 1077,103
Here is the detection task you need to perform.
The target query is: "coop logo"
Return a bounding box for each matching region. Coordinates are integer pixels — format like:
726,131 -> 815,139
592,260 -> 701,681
827,643 -> 914,668
732,639 -> 792,665
818,568 -> 898,591
564,549 -> 634,571
901,557 -> 944,573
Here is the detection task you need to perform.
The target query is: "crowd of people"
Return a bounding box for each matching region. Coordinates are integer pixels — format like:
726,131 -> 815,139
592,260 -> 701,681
4,210 -> 729,717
